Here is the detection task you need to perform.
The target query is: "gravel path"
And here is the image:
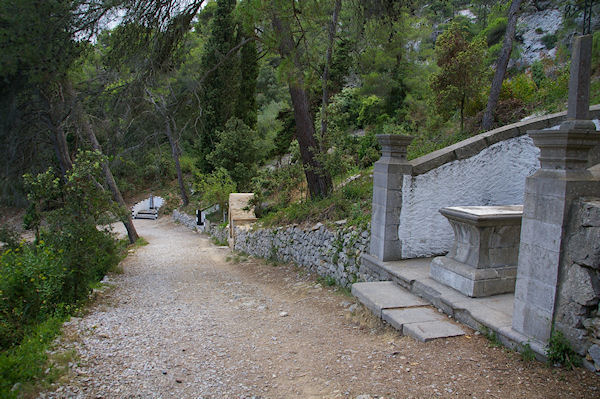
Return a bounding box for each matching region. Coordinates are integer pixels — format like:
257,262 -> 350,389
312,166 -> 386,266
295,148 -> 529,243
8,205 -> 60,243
41,218 -> 599,398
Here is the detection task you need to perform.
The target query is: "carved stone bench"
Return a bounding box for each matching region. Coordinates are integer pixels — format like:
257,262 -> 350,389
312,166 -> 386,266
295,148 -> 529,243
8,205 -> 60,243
429,205 -> 523,297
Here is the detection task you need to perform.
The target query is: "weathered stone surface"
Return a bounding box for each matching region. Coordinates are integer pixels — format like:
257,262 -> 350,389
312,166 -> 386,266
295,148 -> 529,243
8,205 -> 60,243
582,200 -> 600,227
568,228 -> 600,269
452,136 -> 488,160
352,281 -> 427,317
370,135 -> 413,261
588,344 -> 600,371
403,320 -> 465,342
566,265 -> 599,307
382,307 -> 444,331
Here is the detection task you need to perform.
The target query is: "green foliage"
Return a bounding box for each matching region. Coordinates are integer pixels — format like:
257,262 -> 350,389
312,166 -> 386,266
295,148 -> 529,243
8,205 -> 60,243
194,167 -> 237,221
546,330 -> 581,369
541,34 -> 557,50
1,150 -> 121,349
502,73 -> 537,105
0,315 -> 67,398
197,0 -> 240,171
521,342 -> 535,362
0,242 -> 67,349
0,0 -> 80,84
482,17 -> 507,46
430,22 -> 487,131
260,173 -> 372,230
358,95 -> 387,128
480,325 -> 502,347
530,60 -> 545,88
592,31 -> 600,75
236,38 -> 259,129
0,227 -> 19,251
208,117 -> 259,189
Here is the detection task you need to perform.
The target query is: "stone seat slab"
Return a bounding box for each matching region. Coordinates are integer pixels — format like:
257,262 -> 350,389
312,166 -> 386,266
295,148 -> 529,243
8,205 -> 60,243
351,281 -> 427,317
403,320 -> 466,342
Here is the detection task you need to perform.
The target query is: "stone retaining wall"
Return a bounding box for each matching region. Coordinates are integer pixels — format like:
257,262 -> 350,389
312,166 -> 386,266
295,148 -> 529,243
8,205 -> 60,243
172,209 -> 229,244
172,209 -> 199,231
234,223 -> 370,287
554,198 -> 600,370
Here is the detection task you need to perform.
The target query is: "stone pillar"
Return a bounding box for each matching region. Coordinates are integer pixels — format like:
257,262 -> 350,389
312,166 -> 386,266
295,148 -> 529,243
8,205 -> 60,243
512,34 -> 600,344
369,134 -> 413,261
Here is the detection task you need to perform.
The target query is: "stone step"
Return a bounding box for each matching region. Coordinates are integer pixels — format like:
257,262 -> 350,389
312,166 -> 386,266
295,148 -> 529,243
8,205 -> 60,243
351,281 -> 427,317
352,281 -> 465,341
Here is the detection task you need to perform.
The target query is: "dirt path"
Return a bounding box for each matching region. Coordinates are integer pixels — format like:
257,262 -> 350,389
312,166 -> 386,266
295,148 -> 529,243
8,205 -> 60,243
41,218 -> 599,398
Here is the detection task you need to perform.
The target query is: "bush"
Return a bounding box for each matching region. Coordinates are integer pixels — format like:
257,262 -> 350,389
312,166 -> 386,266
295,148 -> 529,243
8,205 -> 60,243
546,330 -> 581,369
483,17 -> 507,46
358,95 -> 387,128
0,242 -> 67,348
5,150 -> 121,348
541,34 -> 557,50
0,227 -> 20,250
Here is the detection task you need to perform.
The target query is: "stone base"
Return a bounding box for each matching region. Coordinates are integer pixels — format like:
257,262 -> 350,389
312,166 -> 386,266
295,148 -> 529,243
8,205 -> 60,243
430,256 -> 516,297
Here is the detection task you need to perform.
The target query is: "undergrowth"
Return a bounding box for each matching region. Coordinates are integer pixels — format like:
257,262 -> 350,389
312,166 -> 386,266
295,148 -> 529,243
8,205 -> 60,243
546,330 -> 581,369
259,172 -> 372,230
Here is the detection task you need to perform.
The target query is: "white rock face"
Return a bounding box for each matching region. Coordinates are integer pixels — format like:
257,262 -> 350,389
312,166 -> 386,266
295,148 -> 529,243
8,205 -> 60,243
399,135 -> 540,258
517,9 -> 562,66
457,9 -> 476,21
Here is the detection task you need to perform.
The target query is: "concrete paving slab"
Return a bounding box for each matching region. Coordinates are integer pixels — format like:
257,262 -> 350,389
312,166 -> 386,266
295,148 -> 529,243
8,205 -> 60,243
382,307 -> 444,331
351,281 -> 427,317
403,320 -> 466,342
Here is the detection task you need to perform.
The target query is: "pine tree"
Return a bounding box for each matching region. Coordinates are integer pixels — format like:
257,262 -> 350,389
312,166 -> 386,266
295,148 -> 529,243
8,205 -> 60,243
197,0 -> 239,171
236,36 -> 258,129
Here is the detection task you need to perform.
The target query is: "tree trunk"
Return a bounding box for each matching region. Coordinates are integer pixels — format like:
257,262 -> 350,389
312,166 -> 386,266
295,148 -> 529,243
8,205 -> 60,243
40,87 -> 73,179
460,92 -> 465,133
51,124 -> 73,178
320,0 -> 342,139
165,117 -> 189,206
66,83 -> 140,244
481,0 -> 522,131
272,10 -> 332,199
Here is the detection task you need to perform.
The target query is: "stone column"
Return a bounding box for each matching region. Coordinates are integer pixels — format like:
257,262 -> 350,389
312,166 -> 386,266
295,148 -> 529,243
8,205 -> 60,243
512,35 -> 600,343
369,134 -> 414,261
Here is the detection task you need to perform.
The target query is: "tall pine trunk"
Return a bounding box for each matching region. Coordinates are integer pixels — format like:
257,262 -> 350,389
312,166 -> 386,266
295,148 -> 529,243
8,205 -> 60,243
272,11 -> 332,199
66,83 -> 140,244
165,117 -> 189,206
482,0 -> 522,131
321,0 -> 342,138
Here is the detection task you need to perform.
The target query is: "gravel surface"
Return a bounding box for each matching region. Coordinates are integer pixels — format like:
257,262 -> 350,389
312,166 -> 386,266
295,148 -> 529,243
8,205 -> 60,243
40,218 -> 600,398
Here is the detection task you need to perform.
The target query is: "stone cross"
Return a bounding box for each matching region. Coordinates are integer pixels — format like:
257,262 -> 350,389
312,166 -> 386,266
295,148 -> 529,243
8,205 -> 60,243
563,34 -> 596,131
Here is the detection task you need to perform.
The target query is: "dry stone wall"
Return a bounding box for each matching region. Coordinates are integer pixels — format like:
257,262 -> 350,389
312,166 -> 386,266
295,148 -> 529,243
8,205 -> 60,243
234,223 -> 370,288
172,210 -> 368,286
554,198 -> 600,370
172,209 -> 198,231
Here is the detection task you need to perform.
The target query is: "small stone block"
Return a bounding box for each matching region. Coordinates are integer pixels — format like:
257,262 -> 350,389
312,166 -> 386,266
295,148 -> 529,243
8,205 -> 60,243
382,307 -> 444,331
403,320 -> 466,342
351,281 -> 427,317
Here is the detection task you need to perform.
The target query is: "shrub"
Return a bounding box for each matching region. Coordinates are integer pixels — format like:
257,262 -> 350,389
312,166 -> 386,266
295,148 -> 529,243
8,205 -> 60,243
358,95 -> 387,128
0,227 -> 19,251
546,330 -> 581,369
0,242 -> 66,348
484,17 -> 507,46
541,34 -> 557,50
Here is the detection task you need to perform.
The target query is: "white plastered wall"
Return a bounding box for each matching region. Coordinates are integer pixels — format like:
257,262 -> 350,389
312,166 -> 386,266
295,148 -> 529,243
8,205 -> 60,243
398,135 -> 540,258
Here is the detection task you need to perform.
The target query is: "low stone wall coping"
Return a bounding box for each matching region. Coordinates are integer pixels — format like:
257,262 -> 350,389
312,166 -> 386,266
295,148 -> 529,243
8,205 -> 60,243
410,105 -> 600,176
